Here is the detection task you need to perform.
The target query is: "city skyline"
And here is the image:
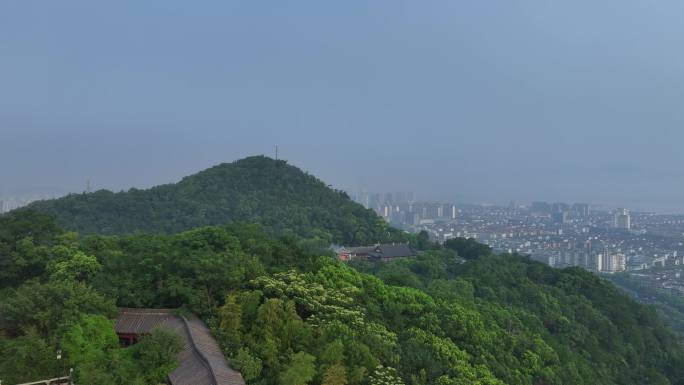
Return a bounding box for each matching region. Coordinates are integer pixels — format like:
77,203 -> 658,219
2,180 -> 682,215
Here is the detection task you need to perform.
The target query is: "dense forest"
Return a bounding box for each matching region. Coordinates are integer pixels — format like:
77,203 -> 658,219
26,156 -> 389,245
0,211 -> 182,384
2,210 -> 683,385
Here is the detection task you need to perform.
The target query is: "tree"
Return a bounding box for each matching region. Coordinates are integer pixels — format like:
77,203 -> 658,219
0,210 -> 60,288
129,328 -> 182,383
69,327 -> 181,384
49,250 -> 102,283
320,339 -> 345,365
280,352 -> 316,385
443,238 -> 491,260
0,331 -> 62,383
411,231 -> 434,251
322,364 -> 348,385
0,280 -> 116,338
233,347 -> 263,382
219,293 -> 243,352
369,366 -> 404,385
62,314 -> 118,366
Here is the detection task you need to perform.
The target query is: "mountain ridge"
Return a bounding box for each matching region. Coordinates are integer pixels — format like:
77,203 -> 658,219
25,156 -> 388,245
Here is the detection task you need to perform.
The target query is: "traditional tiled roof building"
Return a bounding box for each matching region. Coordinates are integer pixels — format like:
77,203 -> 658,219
115,308 -> 245,385
338,244 -> 415,262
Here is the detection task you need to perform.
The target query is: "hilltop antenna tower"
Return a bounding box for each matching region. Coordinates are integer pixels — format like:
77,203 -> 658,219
86,178 -> 91,193
275,145 -> 279,160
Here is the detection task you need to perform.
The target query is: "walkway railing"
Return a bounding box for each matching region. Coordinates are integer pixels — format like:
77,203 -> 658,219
15,375 -> 72,385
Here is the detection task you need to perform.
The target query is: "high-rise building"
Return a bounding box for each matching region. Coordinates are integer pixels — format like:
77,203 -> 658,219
595,253 -> 604,272
358,190 -> 370,208
614,208 -> 631,230
370,194 -> 381,209
395,192 -> 406,204
0,200 -> 4,214
531,201 -> 551,215
413,212 -> 420,225
552,211 -> 571,224
601,253 -> 626,273
552,202 -> 569,213
427,203 -> 441,219
572,203 -> 590,217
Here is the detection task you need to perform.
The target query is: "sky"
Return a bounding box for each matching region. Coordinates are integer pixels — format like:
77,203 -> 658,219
2,1 -> 684,212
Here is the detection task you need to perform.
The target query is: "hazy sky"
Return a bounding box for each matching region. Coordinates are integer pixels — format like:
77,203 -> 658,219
2,1 -> 684,212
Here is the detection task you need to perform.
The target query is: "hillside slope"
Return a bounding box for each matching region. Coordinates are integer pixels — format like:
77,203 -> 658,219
2,211 -> 683,385
27,156 -> 387,245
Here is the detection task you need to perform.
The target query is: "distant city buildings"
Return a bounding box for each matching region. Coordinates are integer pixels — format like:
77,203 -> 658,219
349,191 -> 459,242
386,200 -> 673,275
488,204 -> 639,274
599,252 -> 627,273
552,211 -> 571,224
614,208 -> 631,230
348,195 -> 684,289
572,203 -> 590,217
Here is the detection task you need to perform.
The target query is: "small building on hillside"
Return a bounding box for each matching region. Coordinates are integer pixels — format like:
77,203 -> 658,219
338,244 -> 415,262
115,308 -> 245,385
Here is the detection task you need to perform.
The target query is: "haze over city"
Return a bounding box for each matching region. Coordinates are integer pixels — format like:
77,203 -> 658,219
3,1 -> 684,212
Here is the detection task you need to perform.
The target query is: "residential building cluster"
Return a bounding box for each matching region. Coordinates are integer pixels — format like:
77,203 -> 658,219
355,198 -> 684,284
443,202 -> 684,295
349,190 -> 457,227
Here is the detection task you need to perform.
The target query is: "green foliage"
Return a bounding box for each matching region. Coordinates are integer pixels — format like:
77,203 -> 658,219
369,366 -> 405,385
0,280 -> 116,338
609,273 -> 684,339
83,226 -> 270,314
128,328 -> 183,383
48,250 -> 102,283
0,214 -> 182,384
322,363 -> 348,385
27,156 -> 391,245
219,293 -> 243,351
234,347 -> 264,381
62,314 -> 118,366
353,249 -> 684,385
280,352 -> 317,385
443,237 -> 492,260
72,328 -> 182,384
0,210 -> 60,288
2,212 -> 684,385
0,280 -> 181,384
0,330 -> 62,384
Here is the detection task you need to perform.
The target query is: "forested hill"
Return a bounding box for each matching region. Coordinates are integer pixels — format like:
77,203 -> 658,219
26,156 -> 387,245
2,211 -> 684,384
